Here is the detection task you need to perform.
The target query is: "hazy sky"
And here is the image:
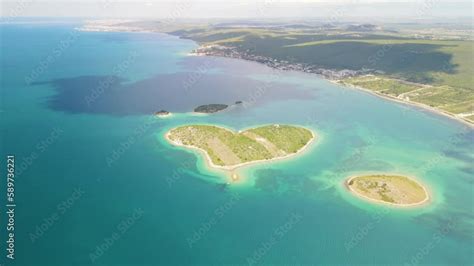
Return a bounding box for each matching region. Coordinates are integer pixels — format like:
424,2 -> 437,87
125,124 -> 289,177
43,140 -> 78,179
1,0 -> 473,20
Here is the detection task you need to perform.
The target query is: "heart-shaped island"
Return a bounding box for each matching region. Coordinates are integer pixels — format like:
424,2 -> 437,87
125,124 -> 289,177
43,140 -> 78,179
165,124 -> 315,170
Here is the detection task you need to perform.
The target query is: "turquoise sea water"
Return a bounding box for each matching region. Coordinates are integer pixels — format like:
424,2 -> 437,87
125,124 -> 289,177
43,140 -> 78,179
1,23 -> 473,265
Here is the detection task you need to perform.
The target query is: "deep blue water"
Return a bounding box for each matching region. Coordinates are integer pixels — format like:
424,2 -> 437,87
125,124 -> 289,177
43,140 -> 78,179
0,23 -> 473,266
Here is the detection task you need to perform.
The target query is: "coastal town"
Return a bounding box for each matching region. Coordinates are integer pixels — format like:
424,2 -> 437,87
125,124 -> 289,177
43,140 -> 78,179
190,44 -> 375,80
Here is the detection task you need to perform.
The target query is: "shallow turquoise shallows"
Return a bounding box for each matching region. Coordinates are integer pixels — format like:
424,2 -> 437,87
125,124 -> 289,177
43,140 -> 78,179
1,23 -> 473,266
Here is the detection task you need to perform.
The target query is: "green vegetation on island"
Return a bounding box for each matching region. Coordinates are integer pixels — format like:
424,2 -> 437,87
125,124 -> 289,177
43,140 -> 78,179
154,110 -> 171,117
80,20 -> 473,124
194,104 -> 228,113
166,124 -> 314,168
174,25 -> 473,124
346,174 -> 429,206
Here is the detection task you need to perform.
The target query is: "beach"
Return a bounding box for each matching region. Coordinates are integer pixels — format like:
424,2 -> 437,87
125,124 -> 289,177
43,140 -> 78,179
337,82 -> 474,129
344,174 -> 431,208
164,125 -> 316,172
77,22 -> 473,129
5,23 -> 473,265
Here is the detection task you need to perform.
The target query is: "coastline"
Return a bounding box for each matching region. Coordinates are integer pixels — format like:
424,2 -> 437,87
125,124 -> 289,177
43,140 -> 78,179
155,113 -> 173,118
76,26 -> 473,129
186,47 -> 473,129
196,49 -> 474,129
164,125 -> 316,172
344,174 -> 431,208
336,82 -> 474,129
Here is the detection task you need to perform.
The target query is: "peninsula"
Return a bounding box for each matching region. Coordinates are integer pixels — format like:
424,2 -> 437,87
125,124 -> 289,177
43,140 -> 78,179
346,174 -> 429,207
165,124 -> 314,170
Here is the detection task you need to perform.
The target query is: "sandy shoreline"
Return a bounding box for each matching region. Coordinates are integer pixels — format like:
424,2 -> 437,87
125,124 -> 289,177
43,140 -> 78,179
76,25 -> 473,128
155,113 -> 173,118
186,49 -> 473,129
164,125 -> 316,172
336,82 -> 474,129
344,174 -> 431,208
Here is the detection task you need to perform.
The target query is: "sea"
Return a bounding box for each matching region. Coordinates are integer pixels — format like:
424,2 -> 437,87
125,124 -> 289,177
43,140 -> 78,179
1,21 -> 473,265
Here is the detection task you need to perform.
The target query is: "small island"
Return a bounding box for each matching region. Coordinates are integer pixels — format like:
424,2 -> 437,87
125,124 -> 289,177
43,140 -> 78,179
154,110 -> 171,117
165,124 -> 314,170
346,174 -> 429,207
194,104 -> 228,113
